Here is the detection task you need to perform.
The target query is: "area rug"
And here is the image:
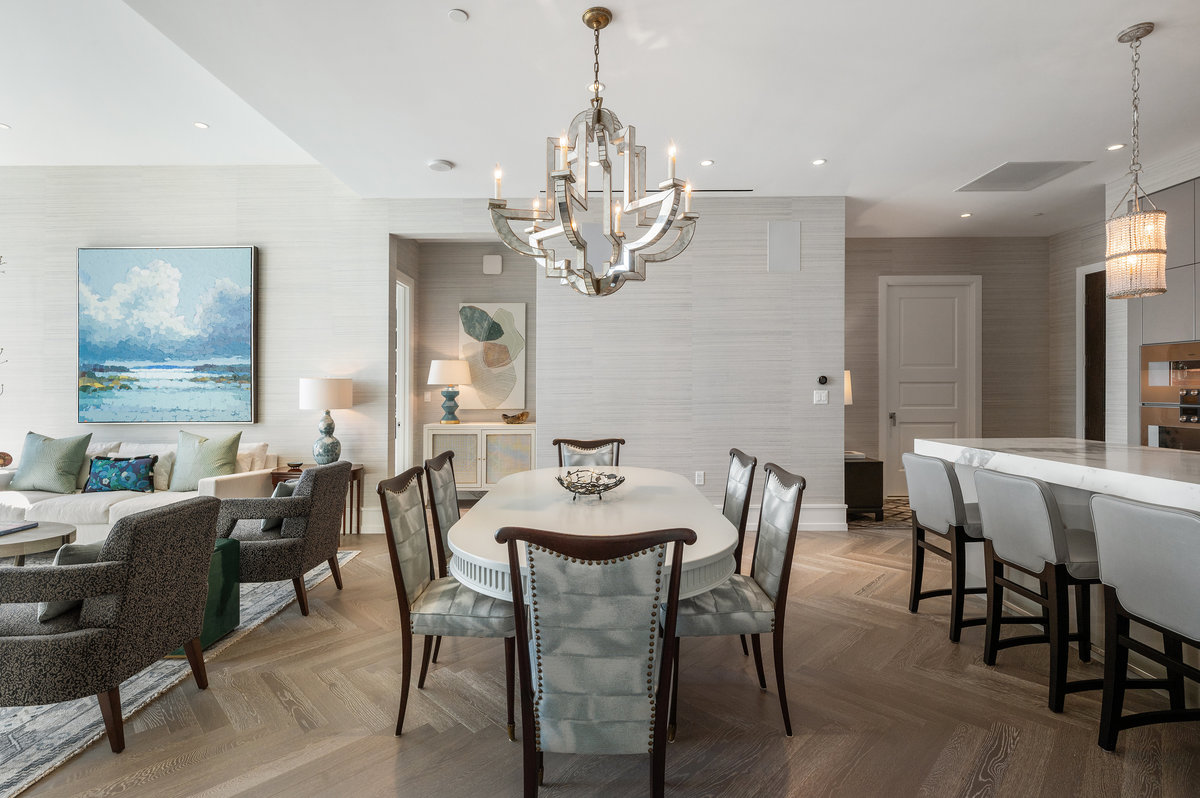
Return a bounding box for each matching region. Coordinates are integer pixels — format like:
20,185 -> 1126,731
0,551 -> 360,798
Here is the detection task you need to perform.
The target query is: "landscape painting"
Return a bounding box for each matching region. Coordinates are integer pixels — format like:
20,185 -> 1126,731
78,246 -> 255,423
457,302 -> 526,410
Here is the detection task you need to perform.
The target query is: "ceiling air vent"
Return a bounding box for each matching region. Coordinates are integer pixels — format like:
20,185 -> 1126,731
957,161 -> 1092,192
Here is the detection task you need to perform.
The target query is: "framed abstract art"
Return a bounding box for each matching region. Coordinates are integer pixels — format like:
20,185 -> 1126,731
457,302 -> 526,410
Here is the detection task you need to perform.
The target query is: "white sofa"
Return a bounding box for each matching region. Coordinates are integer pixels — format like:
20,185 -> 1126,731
0,440 -> 278,545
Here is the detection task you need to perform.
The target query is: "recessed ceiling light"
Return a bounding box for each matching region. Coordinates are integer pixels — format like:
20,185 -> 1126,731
448,8 -> 469,23
193,121 -> 209,129
960,212 -> 973,218
0,123 -> 10,131
699,159 -> 715,167
427,159 -> 455,172
1106,143 -> 1126,151
811,158 -> 827,166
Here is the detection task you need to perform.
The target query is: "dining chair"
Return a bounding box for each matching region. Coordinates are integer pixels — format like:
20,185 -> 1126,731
902,452 -> 988,642
723,448 -> 758,656
379,467 -> 516,738
669,463 -> 805,738
973,469 -> 1100,712
495,525 -> 696,798
551,437 -> 625,468
1090,494 -> 1195,751
424,450 -> 461,663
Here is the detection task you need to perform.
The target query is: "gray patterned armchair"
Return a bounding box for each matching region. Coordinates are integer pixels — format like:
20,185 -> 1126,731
0,496 -> 222,753
215,460 -> 352,615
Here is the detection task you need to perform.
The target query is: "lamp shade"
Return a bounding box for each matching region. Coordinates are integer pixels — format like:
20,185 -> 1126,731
843,370 -> 853,406
428,360 -> 472,386
299,377 -> 353,410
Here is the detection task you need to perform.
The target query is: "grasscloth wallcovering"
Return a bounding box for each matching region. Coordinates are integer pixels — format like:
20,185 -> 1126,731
536,197 -> 847,512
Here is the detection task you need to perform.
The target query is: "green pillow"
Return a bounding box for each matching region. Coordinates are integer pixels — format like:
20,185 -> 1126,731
169,431 -> 242,492
10,432 -> 94,494
262,479 -> 298,531
38,541 -> 105,622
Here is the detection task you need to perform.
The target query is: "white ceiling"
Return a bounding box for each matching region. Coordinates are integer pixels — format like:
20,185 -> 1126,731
3,0 -> 1199,237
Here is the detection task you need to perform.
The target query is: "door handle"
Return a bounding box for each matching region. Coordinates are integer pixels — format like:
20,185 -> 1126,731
889,412 -> 897,427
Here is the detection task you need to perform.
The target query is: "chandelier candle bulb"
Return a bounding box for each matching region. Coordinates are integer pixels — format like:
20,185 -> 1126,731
668,143 -> 676,181
685,183 -> 692,213
613,203 -> 621,234
559,134 -> 568,170
493,165 -> 502,199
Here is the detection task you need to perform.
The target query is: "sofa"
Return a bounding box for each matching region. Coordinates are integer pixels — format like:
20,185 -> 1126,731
0,440 -> 278,545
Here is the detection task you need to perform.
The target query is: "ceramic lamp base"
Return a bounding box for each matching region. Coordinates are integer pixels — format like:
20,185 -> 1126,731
313,410 -> 342,464
440,387 -> 462,424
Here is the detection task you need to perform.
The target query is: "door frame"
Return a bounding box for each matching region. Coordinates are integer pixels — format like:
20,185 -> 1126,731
393,273 -> 415,475
1074,262 -> 1106,439
878,275 -> 983,495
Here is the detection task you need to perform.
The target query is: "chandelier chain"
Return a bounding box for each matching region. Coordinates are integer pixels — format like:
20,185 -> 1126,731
1129,38 -> 1142,187
591,27 -> 602,108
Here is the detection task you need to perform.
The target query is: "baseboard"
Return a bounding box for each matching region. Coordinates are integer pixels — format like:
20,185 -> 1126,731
740,502 -> 847,533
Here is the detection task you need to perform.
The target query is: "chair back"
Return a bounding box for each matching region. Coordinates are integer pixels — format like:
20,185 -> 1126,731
495,526 -> 696,755
552,437 -> 625,468
80,496 -> 221,678
424,451 -> 459,574
1090,494 -> 1200,641
902,452 -> 970,534
283,461 -> 353,569
973,469 -> 1068,572
750,464 -> 805,608
378,467 -> 435,613
722,448 -> 757,569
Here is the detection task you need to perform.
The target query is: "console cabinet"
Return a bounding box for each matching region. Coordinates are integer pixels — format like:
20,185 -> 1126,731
423,422 -> 536,490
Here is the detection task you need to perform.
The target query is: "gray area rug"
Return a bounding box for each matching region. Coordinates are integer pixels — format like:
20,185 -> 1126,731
0,550 -> 360,798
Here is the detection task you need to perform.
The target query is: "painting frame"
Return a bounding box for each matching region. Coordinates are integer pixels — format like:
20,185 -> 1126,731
457,302 -> 526,411
77,245 -> 257,424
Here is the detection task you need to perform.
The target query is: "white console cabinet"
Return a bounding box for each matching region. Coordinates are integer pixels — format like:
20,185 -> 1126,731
422,422 -> 536,490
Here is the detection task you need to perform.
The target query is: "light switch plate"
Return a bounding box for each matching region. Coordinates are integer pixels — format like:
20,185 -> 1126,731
424,391 -> 432,402
813,390 -> 829,405
482,254 -> 502,275
694,471 -> 704,485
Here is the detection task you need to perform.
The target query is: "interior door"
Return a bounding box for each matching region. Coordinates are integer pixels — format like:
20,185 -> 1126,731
881,278 -> 981,495
394,278 -> 414,475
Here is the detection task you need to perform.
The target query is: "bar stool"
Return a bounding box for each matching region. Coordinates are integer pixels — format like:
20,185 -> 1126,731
902,452 -> 988,642
973,469 -> 1099,712
1090,494 -> 1196,751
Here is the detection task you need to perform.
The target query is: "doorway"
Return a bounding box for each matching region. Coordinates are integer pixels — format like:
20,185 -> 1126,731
879,276 -> 983,496
394,276 -> 414,475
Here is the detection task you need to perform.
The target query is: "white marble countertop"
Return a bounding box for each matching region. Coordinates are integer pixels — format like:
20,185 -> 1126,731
914,437 -> 1200,511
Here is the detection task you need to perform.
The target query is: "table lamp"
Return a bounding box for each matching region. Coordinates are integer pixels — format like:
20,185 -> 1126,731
843,370 -> 853,406
299,377 -> 353,464
428,360 -> 472,424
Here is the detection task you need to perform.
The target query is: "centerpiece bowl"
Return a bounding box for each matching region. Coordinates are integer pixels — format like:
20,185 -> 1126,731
555,468 -> 624,501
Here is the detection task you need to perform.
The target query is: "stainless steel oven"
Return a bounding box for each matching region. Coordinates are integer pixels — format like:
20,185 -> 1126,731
1141,342 -> 1200,449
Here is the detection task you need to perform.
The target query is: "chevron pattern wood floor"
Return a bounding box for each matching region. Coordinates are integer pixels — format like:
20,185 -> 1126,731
25,518 -> 1199,797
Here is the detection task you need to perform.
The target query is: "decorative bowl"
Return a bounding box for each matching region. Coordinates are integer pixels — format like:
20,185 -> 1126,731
555,469 -> 624,501
0,452 -> 10,468
286,461 -> 304,471
502,411 -> 529,425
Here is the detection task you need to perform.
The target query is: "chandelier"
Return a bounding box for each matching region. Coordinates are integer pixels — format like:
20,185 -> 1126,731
1105,22 -> 1167,300
487,7 -> 698,297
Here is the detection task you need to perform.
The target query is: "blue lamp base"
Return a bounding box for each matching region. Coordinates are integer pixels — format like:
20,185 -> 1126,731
313,410 -> 342,464
440,387 -> 461,424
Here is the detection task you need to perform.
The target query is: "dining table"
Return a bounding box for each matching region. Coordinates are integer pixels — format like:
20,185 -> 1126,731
447,466 -> 739,601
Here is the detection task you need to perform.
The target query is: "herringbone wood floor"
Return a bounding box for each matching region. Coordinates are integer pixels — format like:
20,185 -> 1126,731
26,516 -> 1200,797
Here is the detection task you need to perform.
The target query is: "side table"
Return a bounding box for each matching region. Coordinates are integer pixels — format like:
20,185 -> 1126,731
0,522 -> 77,565
845,456 -> 884,521
271,464 -> 365,535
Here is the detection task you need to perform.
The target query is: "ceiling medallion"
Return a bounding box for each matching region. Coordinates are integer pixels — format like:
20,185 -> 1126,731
487,7 -> 698,297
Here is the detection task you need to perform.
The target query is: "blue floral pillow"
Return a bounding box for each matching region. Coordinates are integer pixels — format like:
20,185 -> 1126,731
84,455 -> 158,493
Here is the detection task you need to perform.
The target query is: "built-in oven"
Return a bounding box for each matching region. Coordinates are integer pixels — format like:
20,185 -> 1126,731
1140,342 -> 1200,449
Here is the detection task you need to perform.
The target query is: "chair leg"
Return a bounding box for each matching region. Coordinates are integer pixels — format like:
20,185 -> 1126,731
523,742 -> 539,798
740,634 -> 749,657
1075,582 -> 1092,662
652,730 -> 666,798
417,635 -> 434,689
432,635 -> 443,664
396,630 -> 413,736
505,636 -> 516,741
183,637 -> 208,689
948,529 -> 966,643
750,634 -> 767,690
328,556 -> 344,590
97,687 -> 125,753
908,521 -> 925,613
983,551 -> 1003,666
1098,589 -> 1129,751
1164,633 -> 1187,711
772,625 -> 793,737
1047,568 -> 1070,713
292,577 -> 309,616
668,637 -> 680,742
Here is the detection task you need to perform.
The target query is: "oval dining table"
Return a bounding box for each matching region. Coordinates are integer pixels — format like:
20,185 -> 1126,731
447,466 -> 739,601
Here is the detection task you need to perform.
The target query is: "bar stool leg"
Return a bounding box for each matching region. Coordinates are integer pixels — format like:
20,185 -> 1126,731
1074,582 -> 1092,662
983,546 -> 1004,666
908,519 -> 925,614
1098,588 -> 1129,751
948,529 -> 966,643
1163,634 -> 1186,710
1047,567 -> 1070,713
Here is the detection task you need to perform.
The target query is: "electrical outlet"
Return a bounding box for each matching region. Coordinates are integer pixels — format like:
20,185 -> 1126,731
424,391 -> 432,402
694,471 -> 704,485
814,389 -> 829,405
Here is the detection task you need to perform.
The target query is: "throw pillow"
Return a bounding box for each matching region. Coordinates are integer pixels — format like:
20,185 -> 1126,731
261,479 -> 299,531
38,541 -> 105,622
169,431 -> 242,492
237,442 -> 270,472
84,455 -> 158,493
117,443 -> 176,492
10,432 -> 94,494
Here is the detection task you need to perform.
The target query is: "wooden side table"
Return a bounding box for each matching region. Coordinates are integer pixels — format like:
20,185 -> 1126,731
845,456 -> 884,521
271,464 -> 365,535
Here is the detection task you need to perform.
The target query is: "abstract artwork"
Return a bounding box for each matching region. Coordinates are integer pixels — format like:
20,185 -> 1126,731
457,303 -> 526,410
78,246 -> 255,423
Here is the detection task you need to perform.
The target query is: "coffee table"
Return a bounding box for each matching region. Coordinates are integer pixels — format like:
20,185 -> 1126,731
0,522 -> 77,566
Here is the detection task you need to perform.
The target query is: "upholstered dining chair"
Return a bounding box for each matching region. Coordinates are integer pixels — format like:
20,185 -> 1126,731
723,448 -> 758,656
496,525 -> 696,798
551,437 -> 625,468
1090,494 -> 1195,751
669,463 -> 805,738
216,460 -> 352,616
378,468 -> 516,737
0,496 -> 221,752
424,450 -> 461,663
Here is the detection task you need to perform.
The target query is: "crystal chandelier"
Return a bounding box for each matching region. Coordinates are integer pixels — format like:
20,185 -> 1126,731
1105,22 -> 1167,300
488,7 -> 698,297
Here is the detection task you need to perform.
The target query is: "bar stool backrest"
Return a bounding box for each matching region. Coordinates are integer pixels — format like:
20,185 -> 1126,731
902,452 -> 969,534
973,469 -> 1068,572
1090,494 -> 1200,641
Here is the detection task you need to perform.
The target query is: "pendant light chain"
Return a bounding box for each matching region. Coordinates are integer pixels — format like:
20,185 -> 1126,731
1129,37 -> 1142,201
591,27 -> 602,110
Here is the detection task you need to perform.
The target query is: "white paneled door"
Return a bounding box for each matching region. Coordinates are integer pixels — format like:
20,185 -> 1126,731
879,276 -> 982,495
